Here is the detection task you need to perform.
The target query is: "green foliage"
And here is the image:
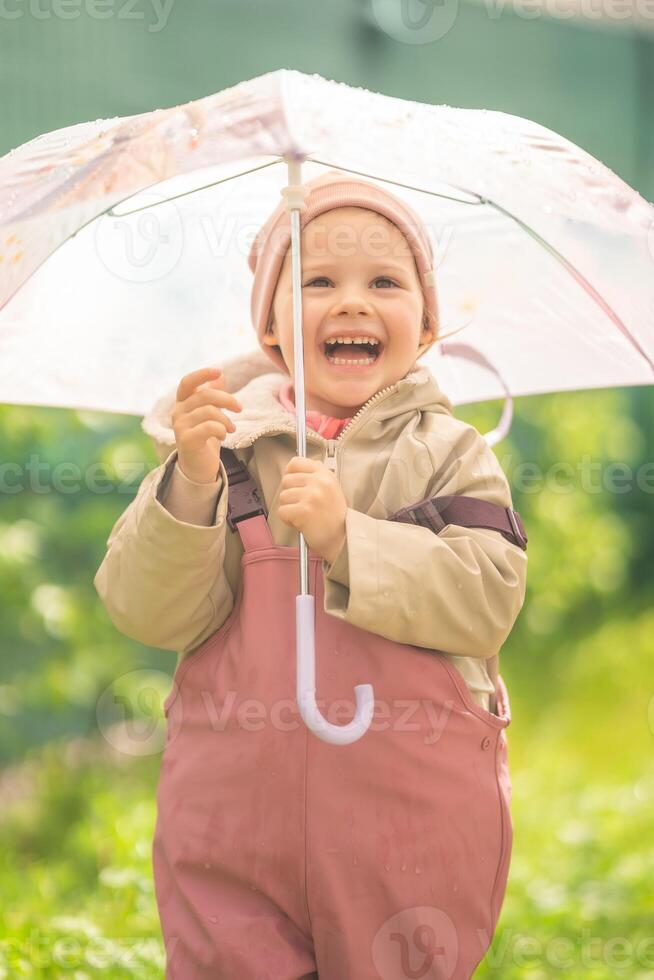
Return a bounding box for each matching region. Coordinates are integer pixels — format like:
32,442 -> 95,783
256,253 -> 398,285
0,744 -> 165,977
1,386 -> 653,977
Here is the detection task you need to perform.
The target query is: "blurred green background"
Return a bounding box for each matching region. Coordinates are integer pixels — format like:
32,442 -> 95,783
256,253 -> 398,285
1,3 -> 653,977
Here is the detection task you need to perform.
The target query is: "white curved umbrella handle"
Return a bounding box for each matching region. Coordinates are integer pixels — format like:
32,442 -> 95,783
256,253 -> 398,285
296,594 -> 375,745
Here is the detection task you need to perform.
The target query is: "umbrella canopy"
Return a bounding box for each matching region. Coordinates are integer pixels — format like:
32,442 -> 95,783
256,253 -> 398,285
1,69 -> 652,742
1,68 -> 652,422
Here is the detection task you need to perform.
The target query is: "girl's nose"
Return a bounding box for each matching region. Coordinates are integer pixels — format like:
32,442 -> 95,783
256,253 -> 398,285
330,293 -> 375,316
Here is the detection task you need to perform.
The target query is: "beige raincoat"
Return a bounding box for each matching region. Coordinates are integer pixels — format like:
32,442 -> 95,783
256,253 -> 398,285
94,349 -> 527,711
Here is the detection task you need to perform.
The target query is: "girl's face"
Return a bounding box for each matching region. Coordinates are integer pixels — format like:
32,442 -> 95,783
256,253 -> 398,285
262,207 -> 435,419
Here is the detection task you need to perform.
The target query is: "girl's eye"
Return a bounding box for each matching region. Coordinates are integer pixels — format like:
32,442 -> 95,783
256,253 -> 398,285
303,277 -> 397,288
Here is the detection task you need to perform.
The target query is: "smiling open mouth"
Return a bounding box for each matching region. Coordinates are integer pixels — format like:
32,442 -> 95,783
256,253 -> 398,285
322,340 -> 384,367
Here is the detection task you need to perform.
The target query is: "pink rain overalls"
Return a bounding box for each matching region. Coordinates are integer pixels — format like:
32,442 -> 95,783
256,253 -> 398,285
152,451 -> 517,980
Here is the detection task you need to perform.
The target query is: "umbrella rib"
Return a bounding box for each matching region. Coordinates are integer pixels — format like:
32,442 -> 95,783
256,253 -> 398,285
308,157 -> 654,377
482,197 -> 654,377
105,158 -> 282,218
7,147 -> 650,380
106,155 -> 487,219
307,157 -> 485,207
104,157 -> 485,220
0,159 -> 285,312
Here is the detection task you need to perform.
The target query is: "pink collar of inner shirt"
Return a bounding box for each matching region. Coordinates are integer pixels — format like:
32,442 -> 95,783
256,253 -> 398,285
277,380 -> 353,440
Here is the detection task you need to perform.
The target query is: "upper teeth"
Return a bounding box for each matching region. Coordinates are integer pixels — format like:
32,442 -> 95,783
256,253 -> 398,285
325,336 -> 380,345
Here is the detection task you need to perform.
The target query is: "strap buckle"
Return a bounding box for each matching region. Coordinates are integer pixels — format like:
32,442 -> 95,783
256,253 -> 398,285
226,484 -> 268,533
227,488 -> 268,533
506,508 -> 528,550
221,448 -> 269,533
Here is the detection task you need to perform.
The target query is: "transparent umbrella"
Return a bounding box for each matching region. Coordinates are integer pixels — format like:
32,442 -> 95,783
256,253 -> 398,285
1,68 -> 652,743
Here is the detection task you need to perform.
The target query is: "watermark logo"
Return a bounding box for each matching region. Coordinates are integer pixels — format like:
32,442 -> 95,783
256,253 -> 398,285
370,0 -> 461,43
372,906 -> 458,978
95,190 -> 183,283
96,668 -> 170,757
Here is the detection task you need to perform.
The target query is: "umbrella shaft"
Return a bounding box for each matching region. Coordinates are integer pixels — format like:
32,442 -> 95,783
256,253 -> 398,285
288,167 -> 309,597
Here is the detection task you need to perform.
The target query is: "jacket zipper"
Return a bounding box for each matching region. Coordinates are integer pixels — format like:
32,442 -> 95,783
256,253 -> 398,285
321,380 -> 399,480
235,379 -> 402,482
323,441 -> 338,474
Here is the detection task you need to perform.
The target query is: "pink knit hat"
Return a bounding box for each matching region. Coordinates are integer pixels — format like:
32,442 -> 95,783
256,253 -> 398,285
247,170 -> 440,374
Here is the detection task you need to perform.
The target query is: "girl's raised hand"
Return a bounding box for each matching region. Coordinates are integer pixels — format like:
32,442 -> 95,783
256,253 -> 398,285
171,367 -> 242,484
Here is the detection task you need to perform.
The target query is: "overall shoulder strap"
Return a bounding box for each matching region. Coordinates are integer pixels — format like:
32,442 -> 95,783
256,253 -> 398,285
388,494 -> 528,551
222,445 -> 527,550
220,447 -> 269,533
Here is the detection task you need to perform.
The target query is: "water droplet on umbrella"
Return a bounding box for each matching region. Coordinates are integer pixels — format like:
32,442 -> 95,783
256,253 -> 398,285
401,862 -> 407,872
385,864 -> 391,872
415,865 -> 422,874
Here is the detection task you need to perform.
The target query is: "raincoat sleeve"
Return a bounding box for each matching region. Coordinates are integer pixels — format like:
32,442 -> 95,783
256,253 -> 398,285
93,449 -> 235,652
321,424 -> 527,659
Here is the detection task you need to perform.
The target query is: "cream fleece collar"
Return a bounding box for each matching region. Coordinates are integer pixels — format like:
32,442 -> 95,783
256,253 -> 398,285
141,347 -> 454,464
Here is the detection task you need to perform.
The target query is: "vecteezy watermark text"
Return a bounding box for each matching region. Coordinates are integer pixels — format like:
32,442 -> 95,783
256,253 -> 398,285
0,0 -> 174,32
94,669 -> 469,757
2,452 -> 654,497
0,932 -> 164,971
0,455 -> 146,495
368,0 -> 654,47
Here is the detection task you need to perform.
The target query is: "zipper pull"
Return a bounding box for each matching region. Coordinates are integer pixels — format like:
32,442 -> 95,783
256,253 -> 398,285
324,440 -> 338,478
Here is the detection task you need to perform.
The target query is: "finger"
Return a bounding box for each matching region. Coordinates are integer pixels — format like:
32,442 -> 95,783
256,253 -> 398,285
277,502 -> 304,523
276,507 -> 298,529
281,473 -> 310,488
279,487 -> 304,503
286,456 -> 318,472
182,404 -> 237,433
177,366 -> 223,403
178,419 -> 229,448
183,387 -> 243,415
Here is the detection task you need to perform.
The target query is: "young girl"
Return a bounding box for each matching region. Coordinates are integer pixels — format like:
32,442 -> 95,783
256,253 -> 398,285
95,170 -> 528,979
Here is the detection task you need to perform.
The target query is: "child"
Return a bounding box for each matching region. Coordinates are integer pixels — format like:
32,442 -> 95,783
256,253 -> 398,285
94,170 -> 528,979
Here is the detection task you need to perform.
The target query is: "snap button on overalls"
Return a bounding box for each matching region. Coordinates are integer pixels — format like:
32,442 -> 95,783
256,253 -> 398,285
152,456 -> 514,980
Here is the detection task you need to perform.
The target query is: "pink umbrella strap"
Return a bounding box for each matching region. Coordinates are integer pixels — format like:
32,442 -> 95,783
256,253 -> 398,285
439,341 -> 514,447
